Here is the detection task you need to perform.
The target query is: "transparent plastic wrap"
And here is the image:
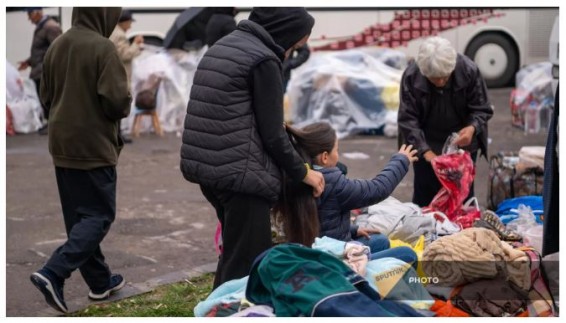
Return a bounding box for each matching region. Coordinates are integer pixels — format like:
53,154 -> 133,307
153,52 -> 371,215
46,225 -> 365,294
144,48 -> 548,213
287,47 -> 407,138
505,204 -> 538,234
126,45 -> 207,134
441,132 -> 460,155
510,62 -> 554,132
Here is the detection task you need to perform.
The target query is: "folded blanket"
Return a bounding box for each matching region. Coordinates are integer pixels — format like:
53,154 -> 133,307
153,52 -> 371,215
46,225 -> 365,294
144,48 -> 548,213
423,228 -> 529,288
423,228 -> 499,286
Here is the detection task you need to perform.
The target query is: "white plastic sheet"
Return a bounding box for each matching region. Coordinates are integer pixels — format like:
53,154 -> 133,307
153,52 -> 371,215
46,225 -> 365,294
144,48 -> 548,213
515,62 -> 554,102
126,45 -> 207,134
6,60 -> 44,133
511,62 -> 554,133
287,47 -> 407,139
6,59 -> 24,102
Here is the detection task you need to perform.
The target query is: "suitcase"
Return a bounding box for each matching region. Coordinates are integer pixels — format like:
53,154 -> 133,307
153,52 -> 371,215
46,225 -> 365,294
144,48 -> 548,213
487,152 -> 544,210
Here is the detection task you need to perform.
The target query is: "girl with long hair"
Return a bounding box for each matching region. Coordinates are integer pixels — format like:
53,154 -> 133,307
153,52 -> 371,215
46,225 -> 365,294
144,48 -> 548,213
278,121 -> 420,265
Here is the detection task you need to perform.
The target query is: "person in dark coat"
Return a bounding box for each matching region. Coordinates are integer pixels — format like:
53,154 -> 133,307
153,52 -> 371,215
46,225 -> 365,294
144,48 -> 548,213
205,7 -> 237,47
284,122 -> 419,266
30,7 -> 131,313
282,43 -> 310,92
398,36 -> 493,207
18,7 -> 62,131
180,7 -> 325,290
542,84 -> 558,257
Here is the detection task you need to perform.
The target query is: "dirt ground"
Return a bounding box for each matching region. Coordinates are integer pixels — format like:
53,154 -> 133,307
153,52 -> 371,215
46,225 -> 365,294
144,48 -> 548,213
5,87 -> 548,316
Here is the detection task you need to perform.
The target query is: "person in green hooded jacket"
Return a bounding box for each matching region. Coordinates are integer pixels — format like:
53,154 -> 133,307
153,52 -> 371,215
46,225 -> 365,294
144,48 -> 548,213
30,7 -> 131,314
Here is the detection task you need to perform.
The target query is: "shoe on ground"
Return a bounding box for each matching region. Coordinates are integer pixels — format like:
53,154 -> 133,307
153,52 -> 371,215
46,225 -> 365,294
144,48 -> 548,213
38,124 -> 48,136
30,269 -> 68,313
120,132 -> 133,144
88,274 -> 125,300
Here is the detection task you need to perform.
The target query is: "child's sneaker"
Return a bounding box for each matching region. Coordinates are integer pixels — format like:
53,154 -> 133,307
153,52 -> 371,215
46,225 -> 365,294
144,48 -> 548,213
30,268 -> 68,313
88,274 -> 125,300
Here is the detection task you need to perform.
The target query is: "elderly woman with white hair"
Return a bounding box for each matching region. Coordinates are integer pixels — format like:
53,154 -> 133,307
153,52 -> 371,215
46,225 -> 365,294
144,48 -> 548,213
398,36 -> 493,207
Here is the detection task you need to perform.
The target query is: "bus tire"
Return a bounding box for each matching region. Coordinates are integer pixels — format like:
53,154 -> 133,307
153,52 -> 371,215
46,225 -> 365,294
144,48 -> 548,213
465,33 -> 518,88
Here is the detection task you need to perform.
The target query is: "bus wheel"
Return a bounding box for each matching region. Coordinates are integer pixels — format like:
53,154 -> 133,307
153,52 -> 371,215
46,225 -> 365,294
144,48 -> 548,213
465,33 -> 518,88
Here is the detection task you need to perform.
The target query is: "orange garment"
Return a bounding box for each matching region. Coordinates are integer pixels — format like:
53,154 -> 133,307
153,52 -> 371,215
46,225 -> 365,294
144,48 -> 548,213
430,299 -> 470,317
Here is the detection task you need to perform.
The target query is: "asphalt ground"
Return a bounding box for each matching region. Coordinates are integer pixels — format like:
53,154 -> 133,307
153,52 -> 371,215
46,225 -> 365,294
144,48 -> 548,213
5,87 -> 548,316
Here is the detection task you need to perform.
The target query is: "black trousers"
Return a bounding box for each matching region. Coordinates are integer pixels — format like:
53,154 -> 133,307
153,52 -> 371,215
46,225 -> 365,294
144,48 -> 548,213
33,78 -> 49,120
412,151 -> 477,207
45,166 -> 116,291
200,186 -> 272,289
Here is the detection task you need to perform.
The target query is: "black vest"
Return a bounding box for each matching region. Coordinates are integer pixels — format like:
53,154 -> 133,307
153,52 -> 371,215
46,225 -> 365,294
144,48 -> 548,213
180,20 -> 283,202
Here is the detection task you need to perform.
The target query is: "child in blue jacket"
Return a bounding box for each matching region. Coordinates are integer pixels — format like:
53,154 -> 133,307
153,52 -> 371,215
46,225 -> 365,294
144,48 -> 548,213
285,122 -> 419,265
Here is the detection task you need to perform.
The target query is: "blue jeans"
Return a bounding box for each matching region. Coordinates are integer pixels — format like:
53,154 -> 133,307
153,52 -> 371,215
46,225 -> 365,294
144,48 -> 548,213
354,233 -> 390,253
371,246 -> 418,269
355,234 -> 418,269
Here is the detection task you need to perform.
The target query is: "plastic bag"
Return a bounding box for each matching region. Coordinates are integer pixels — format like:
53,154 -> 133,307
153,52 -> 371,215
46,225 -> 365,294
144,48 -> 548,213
506,204 -> 538,234
496,196 -> 544,224
429,150 -> 475,220
390,236 -> 426,278
509,62 -> 554,131
451,197 -> 481,229
421,208 -> 461,236
442,132 -> 460,155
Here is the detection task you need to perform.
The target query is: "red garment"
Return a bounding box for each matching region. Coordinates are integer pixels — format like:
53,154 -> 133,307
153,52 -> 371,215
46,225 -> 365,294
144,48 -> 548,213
429,151 -> 478,228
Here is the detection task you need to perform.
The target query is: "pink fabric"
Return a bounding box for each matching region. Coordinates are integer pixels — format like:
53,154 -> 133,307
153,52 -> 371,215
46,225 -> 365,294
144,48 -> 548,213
214,222 -> 223,255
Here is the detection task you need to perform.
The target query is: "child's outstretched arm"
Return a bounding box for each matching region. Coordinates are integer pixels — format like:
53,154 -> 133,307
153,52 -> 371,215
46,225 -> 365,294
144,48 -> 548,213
335,145 -> 418,211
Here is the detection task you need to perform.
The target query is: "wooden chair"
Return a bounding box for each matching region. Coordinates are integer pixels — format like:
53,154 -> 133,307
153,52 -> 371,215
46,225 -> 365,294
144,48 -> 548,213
131,109 -> 163,137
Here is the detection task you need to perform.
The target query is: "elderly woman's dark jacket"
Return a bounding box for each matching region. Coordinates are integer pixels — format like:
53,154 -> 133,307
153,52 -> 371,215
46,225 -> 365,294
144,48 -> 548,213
398,54 -> 493,158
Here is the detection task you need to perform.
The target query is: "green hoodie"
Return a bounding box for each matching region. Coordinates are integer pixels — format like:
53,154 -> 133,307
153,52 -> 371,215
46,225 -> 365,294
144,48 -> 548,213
41,7 -> 131,170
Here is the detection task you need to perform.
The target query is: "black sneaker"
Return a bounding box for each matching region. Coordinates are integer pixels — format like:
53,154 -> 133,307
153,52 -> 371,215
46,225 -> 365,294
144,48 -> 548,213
30,269 -> 68,313
122,136 -> 133,144
88,274 -> 125,300
38,124 -> 48,136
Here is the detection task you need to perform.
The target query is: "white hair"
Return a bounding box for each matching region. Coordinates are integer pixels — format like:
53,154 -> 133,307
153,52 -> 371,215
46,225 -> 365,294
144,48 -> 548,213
416,37 -> 457,78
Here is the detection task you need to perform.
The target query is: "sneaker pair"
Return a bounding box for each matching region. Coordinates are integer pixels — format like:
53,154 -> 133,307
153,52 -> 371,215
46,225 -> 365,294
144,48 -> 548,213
88,274 -> 126,300
31,270 -> 125,313
30,269 -> 68,313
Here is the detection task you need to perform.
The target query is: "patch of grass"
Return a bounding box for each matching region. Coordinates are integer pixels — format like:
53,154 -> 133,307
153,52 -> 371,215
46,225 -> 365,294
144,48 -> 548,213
72,273 -> 214,317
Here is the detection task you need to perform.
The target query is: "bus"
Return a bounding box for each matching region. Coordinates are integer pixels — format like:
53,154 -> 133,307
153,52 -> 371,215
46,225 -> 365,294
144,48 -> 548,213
6,7 -> 558,88
307,8 -> 559,88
